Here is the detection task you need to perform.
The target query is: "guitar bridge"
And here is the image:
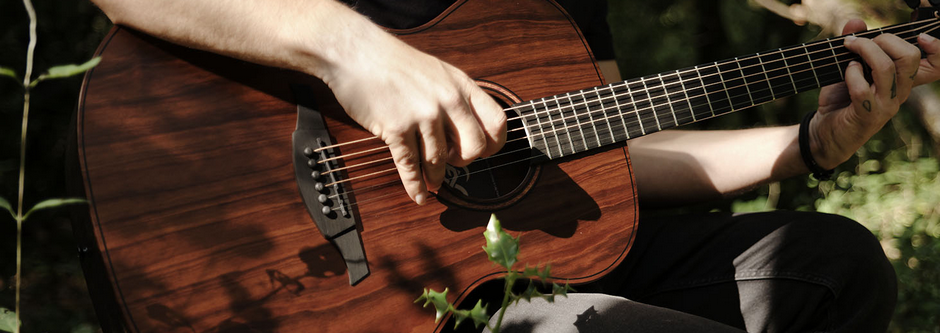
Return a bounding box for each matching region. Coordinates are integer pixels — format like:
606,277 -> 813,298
291,84 -> 369,286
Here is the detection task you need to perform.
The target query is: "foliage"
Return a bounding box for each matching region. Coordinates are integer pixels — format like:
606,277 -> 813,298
416,215 -> 573,333
814,150 -> 940,333
2,0 -> 98,332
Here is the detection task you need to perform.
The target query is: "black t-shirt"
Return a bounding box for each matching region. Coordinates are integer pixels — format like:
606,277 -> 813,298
340,0 -> 615,60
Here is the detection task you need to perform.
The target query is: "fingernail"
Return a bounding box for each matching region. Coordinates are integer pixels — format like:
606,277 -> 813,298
844,36 -> 857,45
849,60 -> 861,68
415,193 -> 426,205
920,33 -> 936,43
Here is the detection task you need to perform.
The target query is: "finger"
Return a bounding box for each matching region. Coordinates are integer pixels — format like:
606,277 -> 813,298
841,19 -> 867,35
419,116 -> 448,192
843,36 -> 895,100
467,85 -> 507,157
844,61 -> 877,120
872,34 -> 921,101
915,33 -> 940,86
444,94 -> 489,167
386,131 -> 428,205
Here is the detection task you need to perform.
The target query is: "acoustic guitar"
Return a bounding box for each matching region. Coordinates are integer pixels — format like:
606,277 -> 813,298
70,0 -> 940,332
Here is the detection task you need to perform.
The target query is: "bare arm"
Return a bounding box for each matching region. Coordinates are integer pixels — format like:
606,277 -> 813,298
92,0 -> 507,205
629,20 -> 940,208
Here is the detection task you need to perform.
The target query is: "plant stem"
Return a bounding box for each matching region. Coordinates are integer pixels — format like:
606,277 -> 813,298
15,0 -> 37,332
492,276 -> 514,333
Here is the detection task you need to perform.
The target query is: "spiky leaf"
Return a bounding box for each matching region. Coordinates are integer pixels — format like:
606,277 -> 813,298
482,214 -> 519,270
552,282 -> 574,298
415,288 -> 452,323
0,196 -> 13,219
23,198 -> 86,220
29,57 -> 100,88
0,308 -> 18,333
466,300 -> 489,328
0,67 -> 18,82
517,281 -> 543,303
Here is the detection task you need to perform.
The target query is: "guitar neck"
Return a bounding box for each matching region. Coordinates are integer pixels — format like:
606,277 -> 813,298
517,16 -> 940,160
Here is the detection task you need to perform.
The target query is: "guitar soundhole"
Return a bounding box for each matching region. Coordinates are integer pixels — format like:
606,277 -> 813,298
438,88 -> 537,208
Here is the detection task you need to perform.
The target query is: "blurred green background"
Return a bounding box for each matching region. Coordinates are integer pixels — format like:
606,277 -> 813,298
1,0 -> 937,332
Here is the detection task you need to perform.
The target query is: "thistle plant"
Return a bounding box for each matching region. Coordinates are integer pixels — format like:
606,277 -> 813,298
415,214 -> 574,333
0,0 -> 100,332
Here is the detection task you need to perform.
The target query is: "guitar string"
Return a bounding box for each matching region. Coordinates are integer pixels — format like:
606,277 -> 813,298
320,27 -> 938,196
504,20 -> 940,125
313,18 -> 938,155
502,18 -> 939,115
325,43 -> 931,209
319,28 -> 936,179
313,23 -> 940,203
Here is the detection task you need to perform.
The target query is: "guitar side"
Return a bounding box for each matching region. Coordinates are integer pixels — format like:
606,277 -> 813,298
75,0 -> 638,332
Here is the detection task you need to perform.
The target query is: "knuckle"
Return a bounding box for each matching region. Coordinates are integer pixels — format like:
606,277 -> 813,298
873,58 -> 895,74
425,146 -> 449,166
463,136 -> 488,158
394,150 -> 420,170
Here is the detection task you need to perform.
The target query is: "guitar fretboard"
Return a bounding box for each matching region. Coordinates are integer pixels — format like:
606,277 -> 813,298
514,17 -> 940,160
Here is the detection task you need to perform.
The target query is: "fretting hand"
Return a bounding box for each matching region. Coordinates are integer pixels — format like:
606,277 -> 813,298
811,19 -> 940,169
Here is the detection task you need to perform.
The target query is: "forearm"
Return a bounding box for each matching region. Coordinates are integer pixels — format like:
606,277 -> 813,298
628,126 -> 808,208
92,0 -> 385,80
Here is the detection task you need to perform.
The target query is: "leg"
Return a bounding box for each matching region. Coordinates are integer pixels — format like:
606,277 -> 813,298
483,293 -> 745,333
589,211 -> 896,333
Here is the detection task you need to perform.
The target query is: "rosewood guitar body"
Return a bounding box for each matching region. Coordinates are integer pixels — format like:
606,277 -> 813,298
74,0 -> 638,332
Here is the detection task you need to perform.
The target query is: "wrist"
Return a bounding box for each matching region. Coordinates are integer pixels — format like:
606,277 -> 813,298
802,111 -> 836,179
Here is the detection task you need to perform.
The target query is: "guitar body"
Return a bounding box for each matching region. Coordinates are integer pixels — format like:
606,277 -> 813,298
74,0 -> 638,332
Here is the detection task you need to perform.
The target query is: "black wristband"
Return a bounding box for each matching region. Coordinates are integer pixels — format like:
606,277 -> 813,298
799,111 -> 834,180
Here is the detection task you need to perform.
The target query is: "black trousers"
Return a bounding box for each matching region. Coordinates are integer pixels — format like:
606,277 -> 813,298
486,211 -> 897,333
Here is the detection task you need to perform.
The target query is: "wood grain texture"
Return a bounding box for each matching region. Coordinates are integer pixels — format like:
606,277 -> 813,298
75,0 -> 638,332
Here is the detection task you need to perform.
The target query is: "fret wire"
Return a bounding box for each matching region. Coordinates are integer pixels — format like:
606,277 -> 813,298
695,65 -> 716,117
827,38 -> 844,78
610,84 -> 631,139
802,43 -> 822,87
640,76 -> 663,131
594,86 -> 617,142
582,89 -> 602,147
625,79 -> 645,135
565,92 -> 587,152
735,57 -> 755,106
676,69 -> 696,122
779,48 -> 800,93
529,99 -> 553,159
559,93 -> 577,155
658,73 -> 680,125
756,52 -> 776,99
541,97 -> 565,158
714,62 -> 735,112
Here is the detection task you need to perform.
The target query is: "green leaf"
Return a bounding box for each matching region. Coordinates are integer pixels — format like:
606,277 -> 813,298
521,263 -> 552,281
0,308 -> 18,333
23,198 -> 86,220
517,281 -> 543,303
467,300 -> 489,328
0,67 -> 18,82
415,288 -> 452,323
0,196 -> 13,219
482,214 -> 519,270
452,299 -> 489,329
29,56 -> 101,88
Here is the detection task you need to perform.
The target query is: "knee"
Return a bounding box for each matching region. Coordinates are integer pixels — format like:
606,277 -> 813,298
779,211 -> 896,297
